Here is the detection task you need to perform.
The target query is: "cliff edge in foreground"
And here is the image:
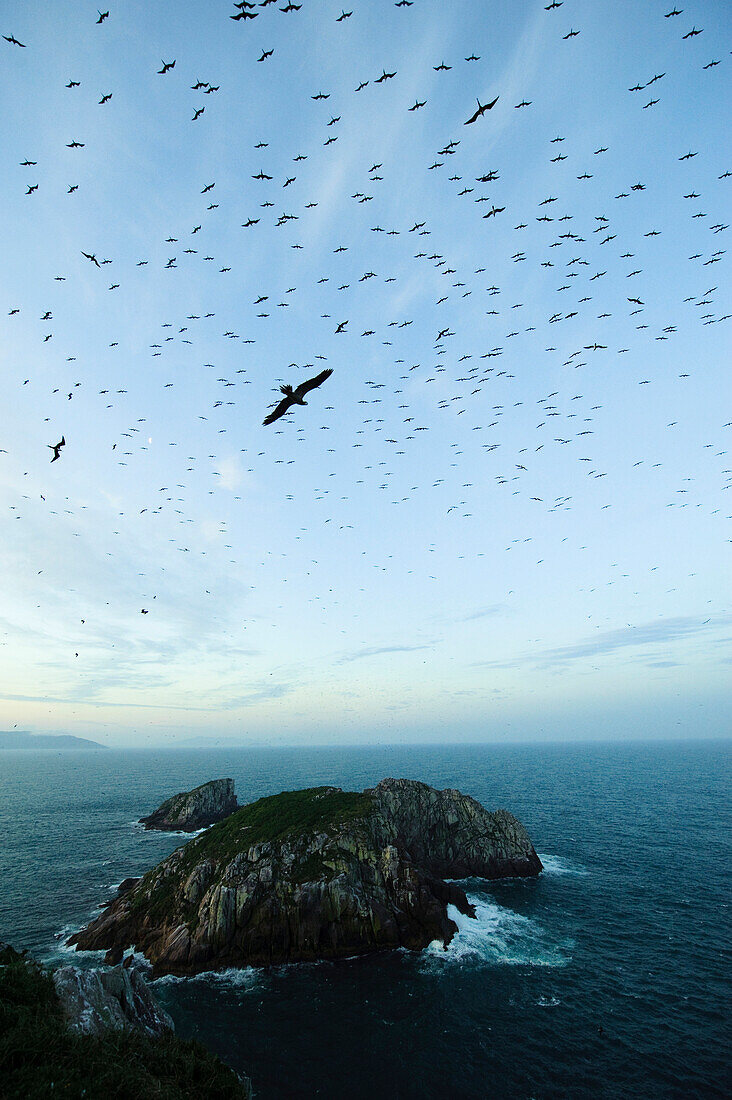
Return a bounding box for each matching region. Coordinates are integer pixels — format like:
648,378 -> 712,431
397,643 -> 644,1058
73,778 -> 542,976
0,944 -> 251,1099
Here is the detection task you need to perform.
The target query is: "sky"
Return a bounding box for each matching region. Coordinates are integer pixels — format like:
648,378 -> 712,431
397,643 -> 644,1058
0,0 -> 730,748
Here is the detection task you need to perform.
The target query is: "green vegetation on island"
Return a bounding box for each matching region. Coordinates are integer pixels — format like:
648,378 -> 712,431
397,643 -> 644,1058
185,785 -> 373,865
72,778 -> 543,974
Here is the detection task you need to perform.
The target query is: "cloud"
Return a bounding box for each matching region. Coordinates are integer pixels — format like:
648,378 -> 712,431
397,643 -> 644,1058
537,617 -> 725,668
214,456 -> 244,492
472,616 -> 729,671
339,642 -> 433,663
460,604 -> 504,622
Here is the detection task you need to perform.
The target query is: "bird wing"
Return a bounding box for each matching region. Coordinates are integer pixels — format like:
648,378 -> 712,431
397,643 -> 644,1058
263,393 -> 294,426
294,367 -> 333,397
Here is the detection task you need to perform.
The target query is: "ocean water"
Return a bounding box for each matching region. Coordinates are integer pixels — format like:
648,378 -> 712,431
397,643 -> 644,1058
0,739 -> 729,1099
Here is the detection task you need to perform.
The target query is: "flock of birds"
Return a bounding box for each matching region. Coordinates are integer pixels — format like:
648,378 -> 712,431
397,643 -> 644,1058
2,1 -> 730,689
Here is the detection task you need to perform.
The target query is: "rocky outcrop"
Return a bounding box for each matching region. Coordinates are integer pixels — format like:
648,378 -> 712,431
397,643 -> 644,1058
72,779 -> 542,976
140,778 -> 239,831
369,777 -> 543,879
52,963 -> 174,1037
1,943 -> 253,1098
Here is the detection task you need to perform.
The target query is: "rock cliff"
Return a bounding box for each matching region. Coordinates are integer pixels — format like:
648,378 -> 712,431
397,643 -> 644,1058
52,962 -> 174,1037
0,943 -> 252,1097
139,777 -> 239,831
72,779 -> 542,976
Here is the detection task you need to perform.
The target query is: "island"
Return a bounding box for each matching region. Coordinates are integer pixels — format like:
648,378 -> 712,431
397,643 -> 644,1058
0,730 -> 105,750
72,778 -> 542,975
139,777 -> 239,831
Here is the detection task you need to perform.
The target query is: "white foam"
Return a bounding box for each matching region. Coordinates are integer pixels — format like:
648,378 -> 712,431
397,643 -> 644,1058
42,924 -> 108,964
122,948 -> 152,971
131,821 -> 209,839
154,966 -> 260,990
538,853 -> 590,876
423,894 -> 572,969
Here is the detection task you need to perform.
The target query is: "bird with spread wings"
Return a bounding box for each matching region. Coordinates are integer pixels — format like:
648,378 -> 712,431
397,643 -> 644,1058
262,368 -> 333,426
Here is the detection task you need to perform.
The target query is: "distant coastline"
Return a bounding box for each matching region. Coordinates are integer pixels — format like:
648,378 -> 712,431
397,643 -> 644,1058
0,731 -> 105,751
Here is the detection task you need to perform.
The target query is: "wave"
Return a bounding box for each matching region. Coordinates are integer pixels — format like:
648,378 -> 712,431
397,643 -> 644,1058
131,820 -> 209,838
154,966 -> 260,990
538,853 -> 590,876
40,924 -> 108,966
422,894 -> 573,969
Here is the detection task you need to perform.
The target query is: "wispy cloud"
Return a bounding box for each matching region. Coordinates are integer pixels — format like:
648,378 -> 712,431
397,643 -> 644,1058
472,616 -> 730,671
460,604 -> 505,623
339,642 -> 433,663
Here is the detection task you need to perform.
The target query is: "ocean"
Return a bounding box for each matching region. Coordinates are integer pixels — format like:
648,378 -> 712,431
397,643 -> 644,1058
0,740 -> 729,1098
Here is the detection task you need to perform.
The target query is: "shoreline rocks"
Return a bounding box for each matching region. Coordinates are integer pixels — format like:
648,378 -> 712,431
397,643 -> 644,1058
1,943 -> 253,1097
72,778 -> 542,976
139,778 -> 239,832
52,962 -> 174,1038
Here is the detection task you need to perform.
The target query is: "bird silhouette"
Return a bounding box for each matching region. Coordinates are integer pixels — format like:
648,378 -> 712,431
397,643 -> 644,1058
49,437 -> 66,462
263,369 -> 333,425
465,96 -> 499,124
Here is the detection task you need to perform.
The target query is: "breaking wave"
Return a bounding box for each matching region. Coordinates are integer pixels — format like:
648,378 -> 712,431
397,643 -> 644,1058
538,853 -> 590,876
423,894 -> 573,969
154,966 -> 261,990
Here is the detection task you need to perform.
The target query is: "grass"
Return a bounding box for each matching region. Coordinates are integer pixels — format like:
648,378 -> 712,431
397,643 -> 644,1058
127,787 -> 373,927
180,786 -> 373,870
0,945 -> 250,1099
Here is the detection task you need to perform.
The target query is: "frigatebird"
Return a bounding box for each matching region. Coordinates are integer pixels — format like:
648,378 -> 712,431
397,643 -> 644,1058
465,96 -> 499,124
49,436 -> 65,462
263,368 -> 333,425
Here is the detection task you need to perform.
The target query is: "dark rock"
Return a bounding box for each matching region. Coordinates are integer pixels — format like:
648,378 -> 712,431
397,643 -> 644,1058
116,877 -> 141,896
368,777 -> 544,879
72,779 -> 542,976
52,963 -> 174,1037
139,778 -> 238,831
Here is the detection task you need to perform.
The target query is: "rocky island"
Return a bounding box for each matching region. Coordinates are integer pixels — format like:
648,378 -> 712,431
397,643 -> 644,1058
72,778 -> 542,976
139,777 -> 239,831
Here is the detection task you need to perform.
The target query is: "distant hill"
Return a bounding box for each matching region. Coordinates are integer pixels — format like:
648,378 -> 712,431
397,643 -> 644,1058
0,731 -> 105,751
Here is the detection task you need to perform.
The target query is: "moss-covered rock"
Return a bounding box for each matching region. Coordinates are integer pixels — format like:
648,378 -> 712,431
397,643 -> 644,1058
71,779 -> 542,975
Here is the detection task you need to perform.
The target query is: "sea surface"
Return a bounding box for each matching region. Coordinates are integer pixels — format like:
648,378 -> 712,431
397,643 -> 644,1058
0,739 -> 729,1099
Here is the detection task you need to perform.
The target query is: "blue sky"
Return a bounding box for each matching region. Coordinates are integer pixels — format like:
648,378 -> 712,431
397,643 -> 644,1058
1,0 -> 730,747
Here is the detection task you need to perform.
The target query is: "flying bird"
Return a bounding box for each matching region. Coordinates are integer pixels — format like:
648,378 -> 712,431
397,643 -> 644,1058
464,96 -> 499,124
49,436 -> 65,462
263,368 -> 333,425
3,34 -> 26,46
